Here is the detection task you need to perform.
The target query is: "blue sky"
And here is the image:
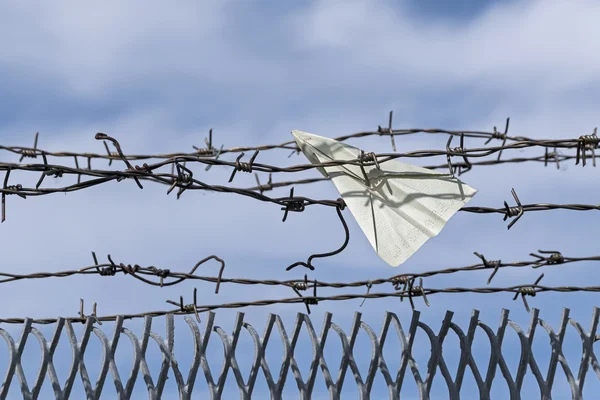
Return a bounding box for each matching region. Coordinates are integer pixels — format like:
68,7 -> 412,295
0,0 -> 599,398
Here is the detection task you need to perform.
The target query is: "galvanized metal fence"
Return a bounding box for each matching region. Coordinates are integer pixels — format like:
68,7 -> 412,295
1,307 -> 599,399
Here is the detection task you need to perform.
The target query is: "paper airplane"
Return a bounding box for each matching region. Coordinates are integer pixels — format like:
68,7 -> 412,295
291,130 -> 477,267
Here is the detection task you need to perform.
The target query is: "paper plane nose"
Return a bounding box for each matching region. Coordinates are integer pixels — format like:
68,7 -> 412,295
291,130 -> 311,149
291,130 -> 309,141
292,130 -> 320,141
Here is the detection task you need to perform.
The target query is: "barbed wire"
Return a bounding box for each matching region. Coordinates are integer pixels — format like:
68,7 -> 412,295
7,132 -> 599,175
6,114 -> 596,162
164,272 -> 597,316
1,159 -> 598,231
1,128 -> 595,204
2,277 -> 599,324
0,114 -> 516,161
0,119 -> 598,323
166,273 -> 595,316
2,118 -> 597,185
247,149 -> 573,192
0,249 -> 592,295
0,149 -> 598,228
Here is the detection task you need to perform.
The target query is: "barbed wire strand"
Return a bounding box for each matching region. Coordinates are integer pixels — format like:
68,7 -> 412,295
246,150 -> 573,193
2,281 -> 600,325
1,161 -> 598,231
5,113 -> 596,162
0,250 -> 591,293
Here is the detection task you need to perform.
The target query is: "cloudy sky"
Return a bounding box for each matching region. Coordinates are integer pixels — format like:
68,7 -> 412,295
1,0 -> 599,398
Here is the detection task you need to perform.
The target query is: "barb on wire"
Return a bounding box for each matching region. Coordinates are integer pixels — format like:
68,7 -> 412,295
147,265 -> 171,287
576,127 -> 598,167
167,162 -> 194,199
512,273 -> 544,312
446,133 -> 472,177
166,287 -> 201,322
359,150 -> 373,186
35,153 -> 65,189
253,172 -> 273,194
291,276 -> 318,314
292,274 -> 310,292
486,118 -> 510,160
95,133 -> 143,189
229,150 -> 259,182
358,150 -> 391,201
377,110 -> 396,151
473,252 -> 502,284
544,147 -> 561,169
360,151 -> 381,170
280,187 -> 305,222
19,132 -> 39,162
530,250 -> 565,268
79,298 -> 101,325
503,188 -> 524,229
192,128 -> 217,156
101,254 -> 119,276
392,276 -> 413,298
406,277 -> 430,310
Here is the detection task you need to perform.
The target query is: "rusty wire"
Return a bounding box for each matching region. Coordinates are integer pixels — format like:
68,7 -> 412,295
1,158 -> 598,232
0,247 -> 588,322
163,279 -> 600,317
5,113 -> 594,161
247,149 -> 573,193
0,138 -> 598,228
1,281 -> 600,324
0,118 -> 598,320
0,128 -> 595,216
0,114 -> 514,161
0,249 -> 593,294
7,133 -> 597,174
113,280 -> 600,316
1,117 -> 596,179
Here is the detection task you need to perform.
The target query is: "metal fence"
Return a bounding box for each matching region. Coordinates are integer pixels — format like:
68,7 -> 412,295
1,307 -> 599,399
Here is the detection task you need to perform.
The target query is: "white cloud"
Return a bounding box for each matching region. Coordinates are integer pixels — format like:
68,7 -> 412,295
290,0 -> 600,91
0,1 -> 285,97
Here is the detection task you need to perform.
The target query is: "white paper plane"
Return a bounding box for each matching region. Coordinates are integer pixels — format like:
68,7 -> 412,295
291,130 -> 478,267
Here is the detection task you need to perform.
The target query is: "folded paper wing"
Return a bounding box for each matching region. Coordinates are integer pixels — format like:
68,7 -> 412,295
291,130 -> 477,267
